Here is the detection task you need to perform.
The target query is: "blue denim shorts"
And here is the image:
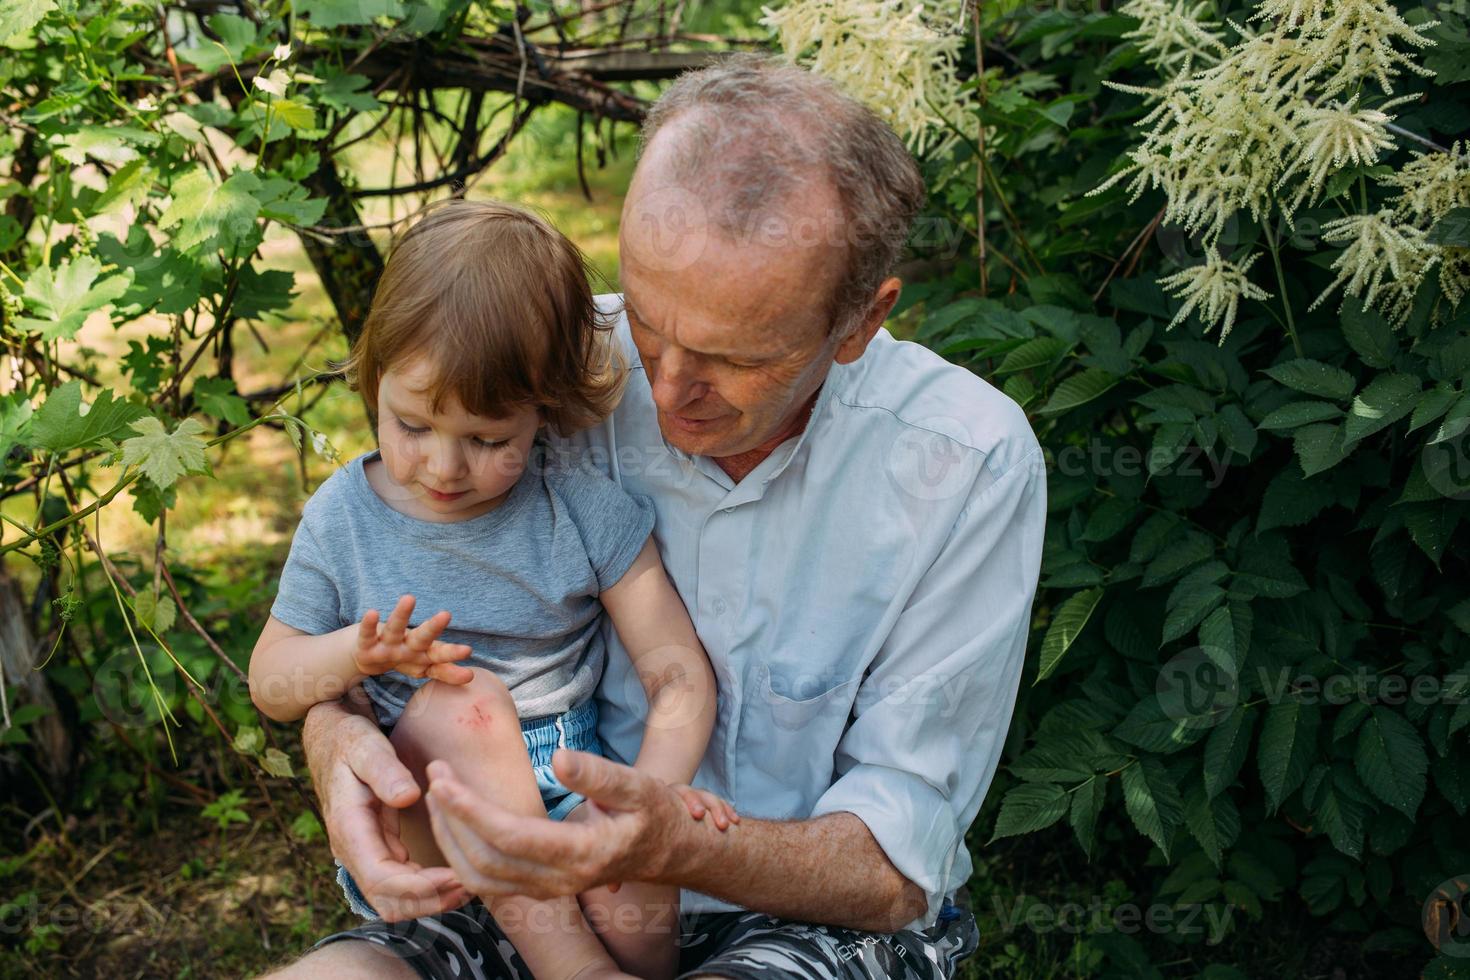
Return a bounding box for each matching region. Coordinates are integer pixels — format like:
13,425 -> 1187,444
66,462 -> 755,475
336,698 -> 602,920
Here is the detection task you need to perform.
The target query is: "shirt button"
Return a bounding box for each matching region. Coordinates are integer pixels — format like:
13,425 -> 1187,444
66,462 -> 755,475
713,598 -> 728,615
722,507 -> 734,515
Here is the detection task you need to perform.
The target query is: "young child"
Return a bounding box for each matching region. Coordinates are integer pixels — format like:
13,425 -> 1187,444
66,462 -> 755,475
249,199 -> 732,980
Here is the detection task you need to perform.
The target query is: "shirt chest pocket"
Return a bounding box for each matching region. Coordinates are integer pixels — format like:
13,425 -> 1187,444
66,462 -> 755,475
738,662 -> 858,812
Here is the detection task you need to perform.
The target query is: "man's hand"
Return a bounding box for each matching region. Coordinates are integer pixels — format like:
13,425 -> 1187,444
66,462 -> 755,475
304,697 -> 470,920
355,595 -> 474,684
423,750 -> 690,900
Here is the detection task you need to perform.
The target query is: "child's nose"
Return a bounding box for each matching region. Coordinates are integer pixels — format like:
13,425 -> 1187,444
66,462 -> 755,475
428,435 -> 470,480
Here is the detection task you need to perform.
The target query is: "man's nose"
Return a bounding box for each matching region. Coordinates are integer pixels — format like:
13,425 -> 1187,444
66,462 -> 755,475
650,348 -> 707,411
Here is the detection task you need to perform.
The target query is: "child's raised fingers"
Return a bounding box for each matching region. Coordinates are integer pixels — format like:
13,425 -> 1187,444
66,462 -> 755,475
358,609 -> 381,647
427,641 -> 473,663
383,595 -> 417,643
407,610 -> 452,651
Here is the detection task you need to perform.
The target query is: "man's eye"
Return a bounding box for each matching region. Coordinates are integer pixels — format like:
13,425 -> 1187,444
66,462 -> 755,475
395,418 -> 428,436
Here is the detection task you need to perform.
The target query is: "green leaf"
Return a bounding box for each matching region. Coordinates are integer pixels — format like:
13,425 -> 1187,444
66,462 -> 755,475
262,748 -> 294,778
192,378 -> 251,426
1409,384 -> 1460,433
1162,574 -> 1227,643
1036,587 -> 1103,681
1204,705 -> 1254,798
1184,782 -> 1239,868
93,159 -> 154,216
1038,368 -> 1120,415
1340,305 -> 1398,369
988,783 -> 1070,841
1292,423 -> 1349,477
1010,745 -> 1095,783
1314,767 -> 1369,860
0,0 -> 56,39
1433,755 -> 1469,816
178,13 -> 256,72
0,392 -> 33,463
1426,207 -> 1470,247
1218,403 -> 1258,458
1354,706 -> 1427,819
1069,776 -> 1106,858
52,125 -> 156,167
1344,373 -> 1421,444
272,98 -> 318,132
130,589 -> 176,635
1141,529 -> 1212,587
19,255 -> 133,341
1258,401 -> 1342,430
30,382 -> 146,455
1258,700 -> 1320,813
997,336 -> 1071,374
1233,535 -> 1308,599
1081,497 -> 1140,542
158,168 -> 262,253
1264,360 -> 1356,401
232,726 -> 264,755
1121,756 -> 1184,858
119,417 -> 209,490
1258,463 -> 1337,531
299,0 -> 407,28
1114,698 -> 1208,754
1403,500 -> 1458,563
317,70 -> 382,113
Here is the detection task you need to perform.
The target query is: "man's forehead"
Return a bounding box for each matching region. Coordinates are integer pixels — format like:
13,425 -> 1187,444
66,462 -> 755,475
623,278 -> 823,358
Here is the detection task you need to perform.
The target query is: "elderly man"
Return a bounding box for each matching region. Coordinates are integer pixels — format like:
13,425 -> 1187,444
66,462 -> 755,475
267,56 -> 1044,980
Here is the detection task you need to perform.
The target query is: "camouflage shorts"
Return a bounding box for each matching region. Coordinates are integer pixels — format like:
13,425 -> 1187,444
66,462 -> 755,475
309,892 -> 979,979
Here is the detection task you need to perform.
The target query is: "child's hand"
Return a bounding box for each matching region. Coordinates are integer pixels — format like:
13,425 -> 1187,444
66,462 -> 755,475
672,785 -> 739,831
355,595 -> 474,685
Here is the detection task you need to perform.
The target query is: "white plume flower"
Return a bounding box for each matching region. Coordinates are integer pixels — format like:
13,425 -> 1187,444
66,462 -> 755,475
1313,211 -> 1434,313
1158,249 -> 1271,338
1280,96 -> 1404,209
1119,0 -> 1229,76
761,0 -> 971,154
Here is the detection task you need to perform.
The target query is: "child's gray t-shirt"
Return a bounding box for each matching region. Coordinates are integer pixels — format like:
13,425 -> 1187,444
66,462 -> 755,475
269,445 -> 655,728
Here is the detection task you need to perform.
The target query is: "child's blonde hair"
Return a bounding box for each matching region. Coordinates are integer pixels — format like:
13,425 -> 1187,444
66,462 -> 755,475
346,199 -> 625,435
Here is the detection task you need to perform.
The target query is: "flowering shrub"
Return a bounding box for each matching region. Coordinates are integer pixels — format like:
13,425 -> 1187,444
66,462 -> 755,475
776,0 -> 1469,965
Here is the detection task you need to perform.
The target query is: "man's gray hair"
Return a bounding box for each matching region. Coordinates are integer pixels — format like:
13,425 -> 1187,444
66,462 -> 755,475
640,54 -> 926,336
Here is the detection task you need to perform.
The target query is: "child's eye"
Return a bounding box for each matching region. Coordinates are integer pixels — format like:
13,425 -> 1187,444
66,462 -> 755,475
472,437 -> 508,448
395,418 -> 428,436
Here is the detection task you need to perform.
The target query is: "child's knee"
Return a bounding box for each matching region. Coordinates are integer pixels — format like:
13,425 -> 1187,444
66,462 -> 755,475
390,670 -> 520,763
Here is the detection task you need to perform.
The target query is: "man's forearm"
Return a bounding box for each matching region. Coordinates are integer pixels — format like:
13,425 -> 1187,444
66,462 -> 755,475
654,809 -> 928,933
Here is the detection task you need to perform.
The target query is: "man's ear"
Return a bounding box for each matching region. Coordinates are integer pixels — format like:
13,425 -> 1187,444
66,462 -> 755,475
834,277 -> 902,365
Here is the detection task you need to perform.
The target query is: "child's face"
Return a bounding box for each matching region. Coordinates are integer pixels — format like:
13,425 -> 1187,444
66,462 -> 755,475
375,356 -> 541,521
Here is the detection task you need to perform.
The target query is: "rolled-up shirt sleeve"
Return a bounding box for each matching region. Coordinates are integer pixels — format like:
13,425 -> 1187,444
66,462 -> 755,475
810,448 -> 1046,928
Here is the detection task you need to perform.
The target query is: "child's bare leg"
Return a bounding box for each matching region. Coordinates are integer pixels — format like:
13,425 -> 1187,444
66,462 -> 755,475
390,671 -> 631,980
568,803 -> 681,980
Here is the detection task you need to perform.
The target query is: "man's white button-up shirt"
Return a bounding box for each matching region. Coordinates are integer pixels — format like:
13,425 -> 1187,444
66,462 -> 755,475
553,296 -> 1046,929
